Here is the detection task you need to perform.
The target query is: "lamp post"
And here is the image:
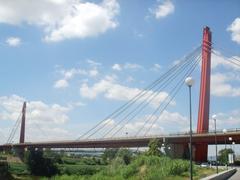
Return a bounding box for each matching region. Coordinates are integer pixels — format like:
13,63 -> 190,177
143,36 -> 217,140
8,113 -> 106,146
185,76 -> 194,180
232,141 -> 235,152
232,141 -> 235,160
212,114 -> 218,174
223,129 -> 227,149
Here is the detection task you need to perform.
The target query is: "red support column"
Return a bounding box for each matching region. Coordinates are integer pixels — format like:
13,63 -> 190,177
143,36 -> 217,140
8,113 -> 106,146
195,27 -> 212,162
19,102 -> 26,144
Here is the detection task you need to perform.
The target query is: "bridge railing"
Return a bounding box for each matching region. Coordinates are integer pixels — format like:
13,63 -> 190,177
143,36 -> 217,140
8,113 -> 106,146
2,128 -> 240,145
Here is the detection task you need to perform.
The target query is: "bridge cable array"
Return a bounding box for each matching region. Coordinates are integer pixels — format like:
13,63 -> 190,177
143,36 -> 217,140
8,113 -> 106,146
142,54 -> 201,136
211,49 -> 240,69
108,53 -> 202,138
77,46 -> 202,140
6,112 -> 22,144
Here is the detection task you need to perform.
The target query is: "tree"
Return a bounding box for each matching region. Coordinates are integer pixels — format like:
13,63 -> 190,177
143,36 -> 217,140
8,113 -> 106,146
0,161 -> 11,179
218,148 -> 234,165
26,148 -> 58,177
102,148 -> 118,163
146,139 -> 163,156
116,148 -> 132,165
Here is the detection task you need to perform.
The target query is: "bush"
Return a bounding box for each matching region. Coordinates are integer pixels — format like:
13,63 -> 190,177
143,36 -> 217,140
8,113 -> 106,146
116,148 -> 132,165
25,148 -> 58,177
146,139 -> 163,156
102,148 -> 119,163
58,164 -> 103,176
0,161 -> 10,178
8,162 -> 29,175
121,163 -> 138,179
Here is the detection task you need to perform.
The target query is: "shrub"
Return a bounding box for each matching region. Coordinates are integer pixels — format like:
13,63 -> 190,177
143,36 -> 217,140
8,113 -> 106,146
116,148 -> 132,165
0,161 -> 10,178
25,148 -> 58,177
8,162 -> 29,175
121,163 -> 138,179
58,164 -> 103,176
146,139 -> 163,156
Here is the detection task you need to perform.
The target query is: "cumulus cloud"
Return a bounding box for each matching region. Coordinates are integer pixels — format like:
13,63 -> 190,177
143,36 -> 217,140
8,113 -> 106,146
54,60 -> 103,89
227,17 -> 240,44
96,110 -> 188,138
209,109 -> 240,131
0,95 -> 71,124
211,50 -> 240,70
210,50 -> 240,97
54,79 -> 69,88
86,59 -> 102,67
111,63 -> 143,71
54,68 -> 87,89
0,95 -> 77,142
5,37 -> 21,47
112,64 -> 122,71
150,0 -> 175,19
151,63 -> 162,72
80,75 -> 172,107
0,0 -> 120,42
211,72 -> 240,97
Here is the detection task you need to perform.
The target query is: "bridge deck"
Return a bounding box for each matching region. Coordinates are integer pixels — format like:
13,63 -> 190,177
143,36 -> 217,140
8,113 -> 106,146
1,130 -> 240,150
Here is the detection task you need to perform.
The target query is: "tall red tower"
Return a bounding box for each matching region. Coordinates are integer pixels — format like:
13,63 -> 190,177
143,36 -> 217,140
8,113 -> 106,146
195,27 -> 212,162
19,102 -> 26,144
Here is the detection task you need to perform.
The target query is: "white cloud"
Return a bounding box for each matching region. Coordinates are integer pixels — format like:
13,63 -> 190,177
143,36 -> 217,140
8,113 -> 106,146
54,79 -> 69,88
112,63 -> 122,71
0,0 -> 119,42
89,68 -> 99,77
105,110 -> 188,137
54,67 -> 87,89
151,0 -> 175,19
86,59 -> 102,67
211,72 -> 240,97
124,63 -> 143,70
0,95 -> 75,142
133,30 -> 144,38
209,109 -> 240,131
126,76 -> 134,82
5,37 -> 21,47
210,50 -> 240,97
0,95 -> 71,124
151,63 -> 162,72
211,50 -> 240,70
111,63 -> 143,71
227,17 -> 240,44
80,76 -> 172,107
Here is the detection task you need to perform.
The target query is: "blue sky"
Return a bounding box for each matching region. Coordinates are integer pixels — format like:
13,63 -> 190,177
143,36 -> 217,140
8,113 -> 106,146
0,0 -> 239,156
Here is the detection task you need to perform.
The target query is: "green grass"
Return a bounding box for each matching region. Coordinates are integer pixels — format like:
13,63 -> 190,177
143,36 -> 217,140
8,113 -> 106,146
58,164 -> 105,176
8,162 -> 29,176
6,154 -> 218,180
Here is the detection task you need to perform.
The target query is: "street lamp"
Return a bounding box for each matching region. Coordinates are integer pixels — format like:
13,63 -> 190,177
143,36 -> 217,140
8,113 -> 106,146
232,142 -> 235,154
212,114 -> 218,174
185,76 -> 194,180
223,129 -> 227,149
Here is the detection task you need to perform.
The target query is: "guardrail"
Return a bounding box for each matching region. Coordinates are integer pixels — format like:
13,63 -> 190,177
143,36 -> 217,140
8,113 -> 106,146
2,128 -> 240,145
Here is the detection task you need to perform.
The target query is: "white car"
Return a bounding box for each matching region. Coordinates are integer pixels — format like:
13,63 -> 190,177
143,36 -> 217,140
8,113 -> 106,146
200,162 -> 209,167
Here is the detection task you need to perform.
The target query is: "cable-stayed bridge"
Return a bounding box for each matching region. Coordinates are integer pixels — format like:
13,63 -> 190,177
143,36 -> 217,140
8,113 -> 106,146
0,27 -> 240,162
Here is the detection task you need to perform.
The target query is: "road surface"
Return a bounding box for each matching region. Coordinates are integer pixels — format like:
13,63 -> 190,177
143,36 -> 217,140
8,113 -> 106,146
228,168 -> 240,180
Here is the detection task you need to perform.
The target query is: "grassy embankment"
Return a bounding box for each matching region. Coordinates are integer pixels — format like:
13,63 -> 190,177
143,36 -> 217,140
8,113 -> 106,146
6,154 -> 218,180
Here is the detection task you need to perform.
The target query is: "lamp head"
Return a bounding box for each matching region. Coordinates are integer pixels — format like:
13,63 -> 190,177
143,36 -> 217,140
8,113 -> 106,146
185,77 -> 194,87
212,114 -> 217,119
223,129 -> 227,133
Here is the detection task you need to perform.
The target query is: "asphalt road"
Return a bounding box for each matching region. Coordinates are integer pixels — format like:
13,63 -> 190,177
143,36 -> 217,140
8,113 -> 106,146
228,168 -> 240,180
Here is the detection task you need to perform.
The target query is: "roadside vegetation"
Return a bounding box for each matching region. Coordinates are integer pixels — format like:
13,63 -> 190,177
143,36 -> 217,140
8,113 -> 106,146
0,139 -> 221,179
